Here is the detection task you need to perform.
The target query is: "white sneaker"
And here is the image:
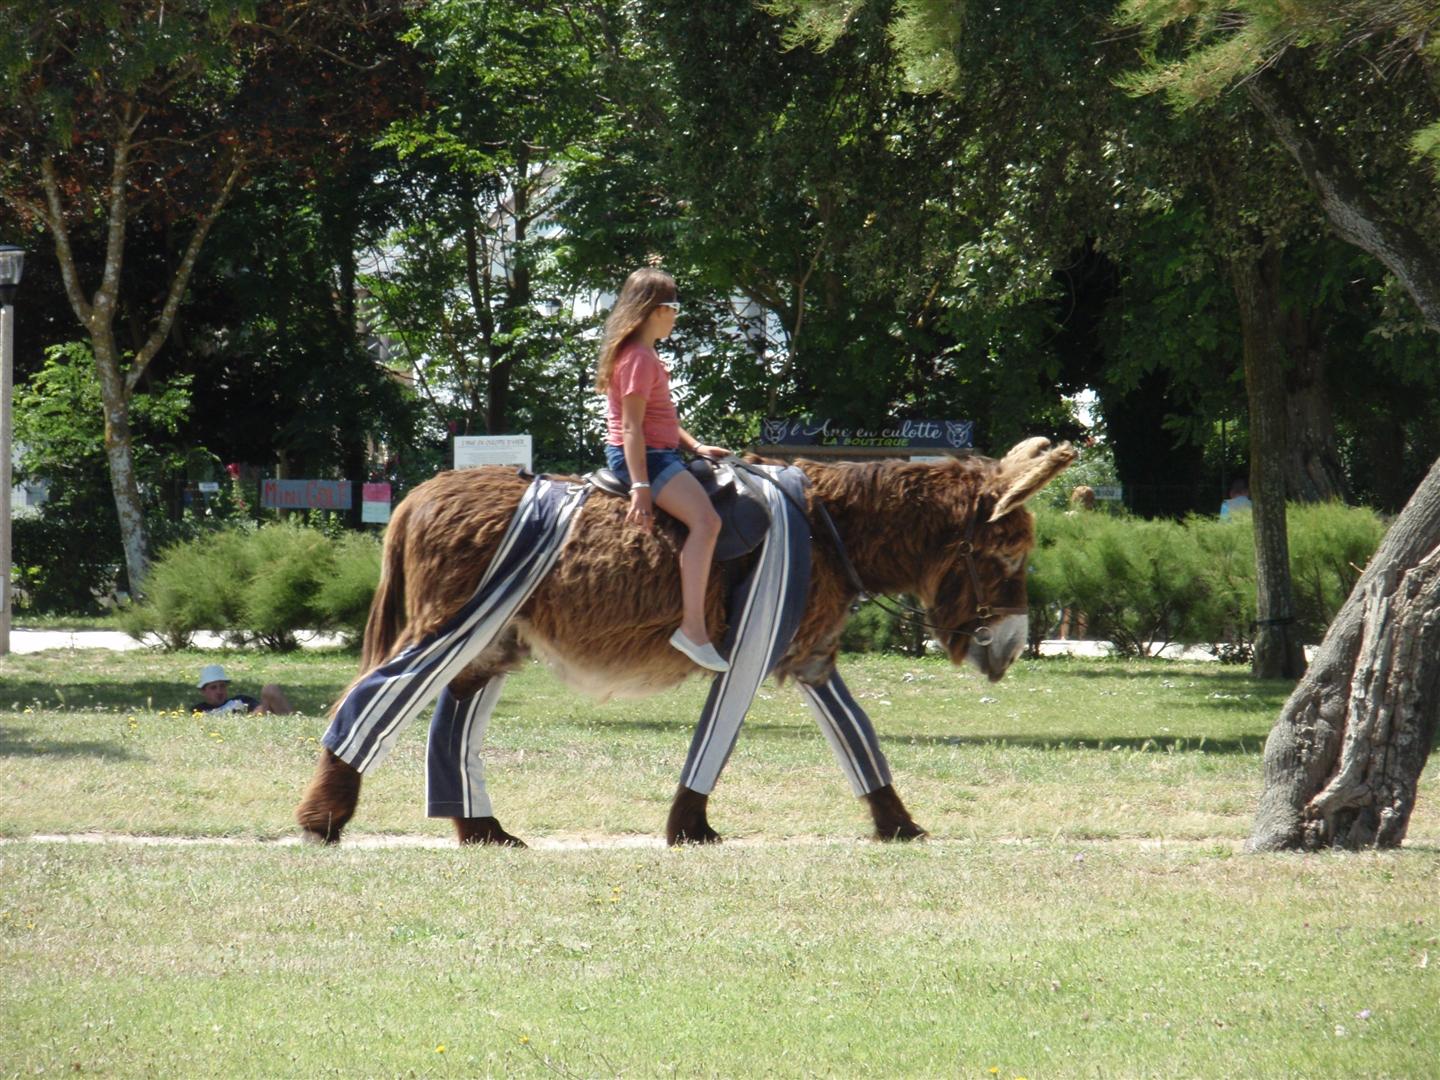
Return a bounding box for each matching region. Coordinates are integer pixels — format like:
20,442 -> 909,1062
669,629 -> 730,672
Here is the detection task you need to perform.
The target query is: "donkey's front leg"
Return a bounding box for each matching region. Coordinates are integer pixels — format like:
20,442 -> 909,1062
798,670 -> 928,841
296,749 -> 363,844
666,785 -> 722,845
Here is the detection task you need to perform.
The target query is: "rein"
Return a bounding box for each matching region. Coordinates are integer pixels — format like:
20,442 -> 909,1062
729,459 -> 1026,648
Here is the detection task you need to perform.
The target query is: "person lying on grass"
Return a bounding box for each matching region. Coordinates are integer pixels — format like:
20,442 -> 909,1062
192,664 -> 293,716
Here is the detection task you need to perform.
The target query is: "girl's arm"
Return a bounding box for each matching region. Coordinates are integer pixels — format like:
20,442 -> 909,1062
678,426 -> 731,460
621,393 -> 654,532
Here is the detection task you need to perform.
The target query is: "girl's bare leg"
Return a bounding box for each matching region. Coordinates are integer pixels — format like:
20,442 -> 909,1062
654,470 -> 722,645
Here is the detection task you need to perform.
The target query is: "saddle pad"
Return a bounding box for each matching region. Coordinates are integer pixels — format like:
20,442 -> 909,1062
586,458 -> 772,562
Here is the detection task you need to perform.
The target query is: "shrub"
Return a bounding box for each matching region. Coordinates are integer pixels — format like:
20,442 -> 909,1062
1187,514 -> 1257,661
839,597 -> 928,655
316,533 -> 383,643
1028,500 -> 1388,657
1287,501 -> 1387,642
121,523 -> 378,651
240,524 -> 337,651
119,530 -> 252,648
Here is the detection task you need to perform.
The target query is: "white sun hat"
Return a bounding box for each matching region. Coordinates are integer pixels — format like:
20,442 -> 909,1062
197,664 -> 231,688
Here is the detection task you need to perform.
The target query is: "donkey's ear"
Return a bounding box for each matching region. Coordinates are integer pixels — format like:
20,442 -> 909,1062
988,438 -> 1077,522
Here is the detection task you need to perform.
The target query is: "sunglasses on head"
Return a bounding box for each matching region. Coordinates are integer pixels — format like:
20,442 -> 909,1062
656,300 -> 681,311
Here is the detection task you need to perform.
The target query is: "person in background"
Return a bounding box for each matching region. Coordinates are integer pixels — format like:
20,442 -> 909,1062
1221,478 -> 1252,519
595,267 -> 731,673
192,664 -> 293,715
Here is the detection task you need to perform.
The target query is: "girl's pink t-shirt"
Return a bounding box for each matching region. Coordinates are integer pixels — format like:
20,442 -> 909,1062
605,342 -> 681,448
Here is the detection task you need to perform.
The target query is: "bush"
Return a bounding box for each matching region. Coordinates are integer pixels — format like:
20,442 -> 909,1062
1028,500 -> 1387,657
1042,512 -> 1213,656
315,533 -> 383,643
119,529 -> 253,649
121,523 -> 380,650
1286,501 -> 1387,642
240,524 -> 336,651
839,597 -> 928,655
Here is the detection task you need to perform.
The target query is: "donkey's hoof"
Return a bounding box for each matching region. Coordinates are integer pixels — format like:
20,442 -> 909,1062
299,826 -> 342,846
863,784 -> 926,843
454,816 -> 527,847
665,785 -> 721,846
875,821 -> 929,842
668,823 -> 723,846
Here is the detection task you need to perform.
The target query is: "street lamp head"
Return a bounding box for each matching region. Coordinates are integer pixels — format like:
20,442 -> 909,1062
0,245 -> 23,306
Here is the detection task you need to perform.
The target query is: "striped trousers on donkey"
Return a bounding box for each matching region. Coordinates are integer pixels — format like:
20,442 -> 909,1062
302,463 -> 895,845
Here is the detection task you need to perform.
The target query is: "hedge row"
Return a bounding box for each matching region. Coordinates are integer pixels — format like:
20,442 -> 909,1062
129,502 -> 1385,659
122,523 -> 381,651
1025,501 -> 1386,658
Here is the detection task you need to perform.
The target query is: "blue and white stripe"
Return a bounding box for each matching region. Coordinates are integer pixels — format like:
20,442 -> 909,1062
679,463 -> 813,794
425,676 -> 507,818
322,476 -> 590,774
798,672 -> 893,796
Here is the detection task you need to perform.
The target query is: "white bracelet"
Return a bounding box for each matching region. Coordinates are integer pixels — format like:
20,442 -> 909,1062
630,482 -> 650,490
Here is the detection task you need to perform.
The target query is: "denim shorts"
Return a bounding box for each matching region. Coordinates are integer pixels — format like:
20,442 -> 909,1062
604,445 -> 686,499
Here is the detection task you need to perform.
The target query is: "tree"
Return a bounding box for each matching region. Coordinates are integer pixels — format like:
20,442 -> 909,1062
1118,0 -> 1440,845
0,1 -> 415,591
363,0 -> 611,450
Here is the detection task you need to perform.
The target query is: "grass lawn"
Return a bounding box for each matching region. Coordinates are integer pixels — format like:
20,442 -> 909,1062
2,647 -> 1437,1077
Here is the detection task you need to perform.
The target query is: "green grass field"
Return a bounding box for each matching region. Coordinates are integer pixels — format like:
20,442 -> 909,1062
2,648 -> 1437,1077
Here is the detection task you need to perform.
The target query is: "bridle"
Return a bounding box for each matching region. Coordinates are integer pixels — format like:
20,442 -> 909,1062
731,459 -> 1029,648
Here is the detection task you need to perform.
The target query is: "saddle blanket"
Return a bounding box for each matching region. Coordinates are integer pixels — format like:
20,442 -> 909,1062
318,462 -> 825,808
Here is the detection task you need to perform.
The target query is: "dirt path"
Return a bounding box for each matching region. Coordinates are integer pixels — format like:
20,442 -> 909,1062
2,830 -> 1247,852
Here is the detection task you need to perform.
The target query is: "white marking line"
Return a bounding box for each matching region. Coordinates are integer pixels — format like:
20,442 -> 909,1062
2,832 -> 1246,852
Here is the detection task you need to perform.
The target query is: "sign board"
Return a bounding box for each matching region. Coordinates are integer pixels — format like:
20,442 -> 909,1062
1092,485 -> 1123,501
454,434 -> 533,471
759,417 -> 973,452
261,479 -> 352,510
361,482 -> 392,524
198,481 -> 220,493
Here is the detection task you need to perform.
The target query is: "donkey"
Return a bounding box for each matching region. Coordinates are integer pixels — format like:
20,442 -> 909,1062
296,437 -> 1074,846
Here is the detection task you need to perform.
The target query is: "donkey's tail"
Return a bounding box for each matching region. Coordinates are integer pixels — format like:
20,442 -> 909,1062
360,503 -> 409,671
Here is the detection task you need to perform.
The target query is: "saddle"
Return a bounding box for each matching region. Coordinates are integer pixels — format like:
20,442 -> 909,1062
585,458 -> 773,562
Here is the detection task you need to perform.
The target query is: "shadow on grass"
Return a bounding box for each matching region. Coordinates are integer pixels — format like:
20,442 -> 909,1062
0,675 -> 338,716
594,716 -> 1267,755
0,723 -> 140,761
1031,661 -> 1294,687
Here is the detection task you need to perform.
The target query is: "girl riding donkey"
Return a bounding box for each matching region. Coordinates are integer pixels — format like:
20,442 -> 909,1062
597,267 -> 731,672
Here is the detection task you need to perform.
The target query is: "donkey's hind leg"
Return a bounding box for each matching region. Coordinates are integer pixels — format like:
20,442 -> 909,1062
428,663 -> 526,847
296,749 -> 363,844
666,785 -> 722,845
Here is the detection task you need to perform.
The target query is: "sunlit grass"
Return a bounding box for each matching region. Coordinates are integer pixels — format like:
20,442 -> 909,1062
2,647 -> 1437,1076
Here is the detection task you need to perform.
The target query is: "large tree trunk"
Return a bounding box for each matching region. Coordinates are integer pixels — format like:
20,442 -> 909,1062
1229,250 -> 1307,679
1249,456 -> 1440,850
1238,68 -> 1440,850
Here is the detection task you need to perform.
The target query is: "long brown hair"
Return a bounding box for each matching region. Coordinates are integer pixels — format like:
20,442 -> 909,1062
594,268 -> 677,392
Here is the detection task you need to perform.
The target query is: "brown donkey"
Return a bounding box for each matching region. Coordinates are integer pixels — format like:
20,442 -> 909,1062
297,437 -> 1074,846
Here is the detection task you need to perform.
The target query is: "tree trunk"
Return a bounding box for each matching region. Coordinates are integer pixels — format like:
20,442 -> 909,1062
1229,250 -> 1307,679
39,136 -> 241,596
1249,456 -> 1440,850
1280,324 -> 1347,503
91,330 -> 150,595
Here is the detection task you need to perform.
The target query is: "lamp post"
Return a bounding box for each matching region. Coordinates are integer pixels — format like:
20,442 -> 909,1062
0,244 -> 24,656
